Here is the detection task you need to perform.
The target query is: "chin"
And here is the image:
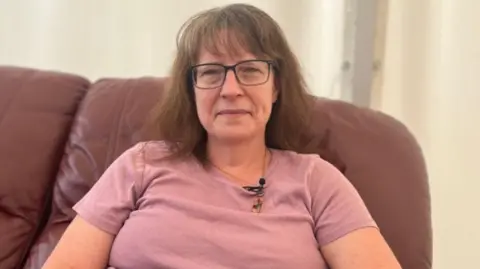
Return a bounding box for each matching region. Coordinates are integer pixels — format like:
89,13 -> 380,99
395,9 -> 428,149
212,130 -> 256,143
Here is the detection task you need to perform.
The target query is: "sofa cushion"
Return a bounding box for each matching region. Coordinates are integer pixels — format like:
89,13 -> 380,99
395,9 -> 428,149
0,66 -> 89,269
24,77 -> 166,268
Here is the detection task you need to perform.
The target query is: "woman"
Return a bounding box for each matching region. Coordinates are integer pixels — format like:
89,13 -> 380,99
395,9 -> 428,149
43,3 -> 401,269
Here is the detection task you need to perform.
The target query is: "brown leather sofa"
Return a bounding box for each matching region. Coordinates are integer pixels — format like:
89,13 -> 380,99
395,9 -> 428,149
0,66 -> 432,269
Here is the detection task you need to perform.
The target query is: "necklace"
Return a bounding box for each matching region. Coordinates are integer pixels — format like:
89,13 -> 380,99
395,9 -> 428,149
209,148 -> 269,213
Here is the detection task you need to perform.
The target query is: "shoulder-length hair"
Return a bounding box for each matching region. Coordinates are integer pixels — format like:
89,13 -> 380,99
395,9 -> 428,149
145,3 -> 315,164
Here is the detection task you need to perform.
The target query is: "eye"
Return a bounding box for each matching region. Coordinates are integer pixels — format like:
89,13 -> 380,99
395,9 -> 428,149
241,67 -> 262,73
198,67 -> 223,77
238,65 -> 264,76
237,61 -> 269,75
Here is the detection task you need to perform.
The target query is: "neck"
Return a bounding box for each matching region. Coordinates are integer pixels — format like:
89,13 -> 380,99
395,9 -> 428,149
207,136 -> 268,172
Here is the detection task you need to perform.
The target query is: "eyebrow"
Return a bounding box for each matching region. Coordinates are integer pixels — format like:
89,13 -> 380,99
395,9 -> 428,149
195,58 -> 260,66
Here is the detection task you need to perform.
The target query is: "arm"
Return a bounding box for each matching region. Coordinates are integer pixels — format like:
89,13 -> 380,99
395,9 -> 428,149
42,143 -> 146,268
321,227 -> 402,269
307,157 -> 401,268
42,216 -> 114,269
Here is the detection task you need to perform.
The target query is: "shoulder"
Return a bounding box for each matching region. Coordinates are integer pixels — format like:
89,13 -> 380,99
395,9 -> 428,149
273,149 -> 341,179
130,140 -> 200,176
113,140 -> 181,180
135,140 -> 172,155
117,140 -> 197,192
103,140 -> 174,178
273,149 -> 350,199
124,140 -> 176,164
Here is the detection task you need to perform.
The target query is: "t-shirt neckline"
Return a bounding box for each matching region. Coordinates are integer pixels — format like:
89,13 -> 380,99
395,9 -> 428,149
205,148 -> 281,194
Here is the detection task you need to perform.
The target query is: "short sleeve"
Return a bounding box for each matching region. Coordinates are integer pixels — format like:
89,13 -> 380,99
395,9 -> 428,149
72,143 -> 144,235
308,157 -> 377,246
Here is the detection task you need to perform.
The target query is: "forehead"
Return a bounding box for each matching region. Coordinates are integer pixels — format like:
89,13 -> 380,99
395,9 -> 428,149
196,47 -> 258,65
194,30 -> 262,64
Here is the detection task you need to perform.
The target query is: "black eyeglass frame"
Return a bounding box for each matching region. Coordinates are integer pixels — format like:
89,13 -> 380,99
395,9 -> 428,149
190,59 -> 276,90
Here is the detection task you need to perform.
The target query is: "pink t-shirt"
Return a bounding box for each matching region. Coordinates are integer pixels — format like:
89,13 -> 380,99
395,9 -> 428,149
73,141 -> 377,269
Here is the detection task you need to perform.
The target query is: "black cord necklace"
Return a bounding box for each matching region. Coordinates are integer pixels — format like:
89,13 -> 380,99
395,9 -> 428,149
209,149 -> 268,213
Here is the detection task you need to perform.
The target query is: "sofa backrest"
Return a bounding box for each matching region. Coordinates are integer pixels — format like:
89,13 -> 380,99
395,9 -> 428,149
0,66 -> 432,269
23,76 -> 166,268
0,66 -> 89,269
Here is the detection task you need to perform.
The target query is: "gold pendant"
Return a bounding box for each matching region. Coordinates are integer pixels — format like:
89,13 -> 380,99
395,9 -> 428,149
252,197 -> 264,213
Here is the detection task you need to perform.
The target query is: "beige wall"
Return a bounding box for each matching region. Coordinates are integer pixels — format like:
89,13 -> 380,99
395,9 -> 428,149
0,0 -> 350,99
376,0 -> 480,268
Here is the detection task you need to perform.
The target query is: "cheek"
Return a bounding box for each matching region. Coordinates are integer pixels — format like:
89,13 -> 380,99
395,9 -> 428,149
195,91 -> 215,124
261,102 -> 274,122
253,92 -> 275,120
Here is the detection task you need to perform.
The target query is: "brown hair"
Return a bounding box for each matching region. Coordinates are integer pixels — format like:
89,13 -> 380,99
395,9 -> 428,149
146,3 -> 315,163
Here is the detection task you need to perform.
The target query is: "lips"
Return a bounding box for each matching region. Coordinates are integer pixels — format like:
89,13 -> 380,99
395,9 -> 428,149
217,109 -> 250,115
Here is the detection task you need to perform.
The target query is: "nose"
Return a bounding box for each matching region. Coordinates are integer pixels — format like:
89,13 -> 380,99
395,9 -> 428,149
220,70 -> 243,98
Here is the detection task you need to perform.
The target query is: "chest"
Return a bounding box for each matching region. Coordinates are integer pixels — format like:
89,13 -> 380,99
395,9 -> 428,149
109,172 -> 328,269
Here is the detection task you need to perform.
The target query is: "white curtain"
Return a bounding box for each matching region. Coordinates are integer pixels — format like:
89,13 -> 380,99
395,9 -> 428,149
376,1 -> 480,268
0,0 -> 349,99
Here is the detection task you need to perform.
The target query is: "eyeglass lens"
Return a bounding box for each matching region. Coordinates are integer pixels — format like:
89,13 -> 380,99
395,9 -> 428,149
193,60 -> 270,89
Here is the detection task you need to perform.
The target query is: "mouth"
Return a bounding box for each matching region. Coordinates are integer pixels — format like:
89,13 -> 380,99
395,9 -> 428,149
217,109 -> 250,116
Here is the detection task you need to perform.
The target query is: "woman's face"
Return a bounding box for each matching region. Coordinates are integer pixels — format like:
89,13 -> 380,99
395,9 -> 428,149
193,46 -> 278,143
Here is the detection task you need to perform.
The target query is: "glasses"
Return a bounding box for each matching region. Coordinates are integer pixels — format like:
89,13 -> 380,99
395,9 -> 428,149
190,59 -> 275,89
